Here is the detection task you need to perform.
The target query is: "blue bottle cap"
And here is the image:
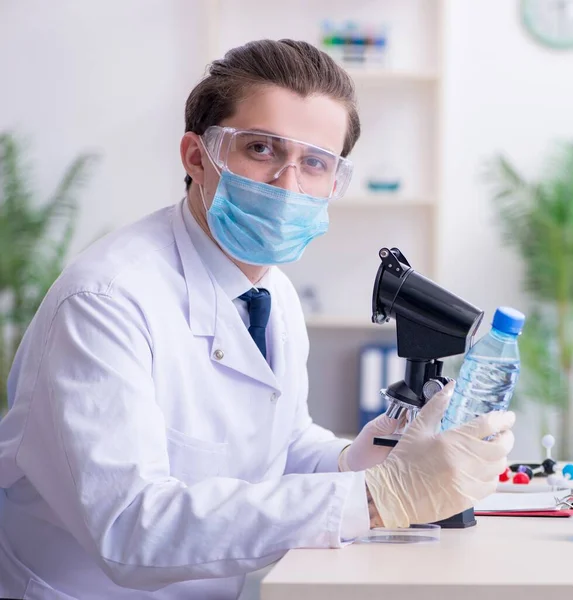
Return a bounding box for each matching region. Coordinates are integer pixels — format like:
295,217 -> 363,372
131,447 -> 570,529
492,306 -> 525,335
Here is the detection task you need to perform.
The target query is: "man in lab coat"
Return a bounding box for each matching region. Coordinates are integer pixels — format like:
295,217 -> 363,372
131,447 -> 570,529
0,39 -> 515,599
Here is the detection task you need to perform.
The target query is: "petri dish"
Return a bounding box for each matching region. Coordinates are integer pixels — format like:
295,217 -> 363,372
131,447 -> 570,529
358,523 -> 441,544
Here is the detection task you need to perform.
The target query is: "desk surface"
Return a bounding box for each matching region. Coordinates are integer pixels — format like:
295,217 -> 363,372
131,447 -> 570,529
261,516 -> 573,600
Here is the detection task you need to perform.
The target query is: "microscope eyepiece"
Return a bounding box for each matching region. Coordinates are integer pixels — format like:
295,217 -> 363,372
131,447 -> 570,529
372,248 -> 483,360
372,247 -> 412,324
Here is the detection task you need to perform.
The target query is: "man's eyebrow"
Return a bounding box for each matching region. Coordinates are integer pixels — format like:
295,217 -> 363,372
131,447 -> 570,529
241,128 -> 337,154
244,127 -> 280,136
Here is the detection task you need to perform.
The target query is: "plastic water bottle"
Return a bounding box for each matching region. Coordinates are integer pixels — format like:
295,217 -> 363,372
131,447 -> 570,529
441,307 -> 525,430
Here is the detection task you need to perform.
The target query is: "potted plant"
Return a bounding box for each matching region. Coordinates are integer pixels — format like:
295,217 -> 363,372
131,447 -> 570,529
0,133 -> 96,415
486,143 -> 573,459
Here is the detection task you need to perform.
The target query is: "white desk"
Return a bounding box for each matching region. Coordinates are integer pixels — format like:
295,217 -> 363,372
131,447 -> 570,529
261,516 -> 573,600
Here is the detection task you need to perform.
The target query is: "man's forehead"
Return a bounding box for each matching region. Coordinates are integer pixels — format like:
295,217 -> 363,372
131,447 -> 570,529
220,87 -> 348,155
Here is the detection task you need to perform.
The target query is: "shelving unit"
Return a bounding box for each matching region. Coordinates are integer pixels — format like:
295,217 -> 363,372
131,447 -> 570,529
345,67 -> 440,84
332,193 -> 435,208
204,0 -> 443,434
305,314 -> 396,331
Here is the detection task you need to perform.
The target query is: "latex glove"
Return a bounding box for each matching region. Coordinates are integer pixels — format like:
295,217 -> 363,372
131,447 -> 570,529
339,412 -> 406,472
365,383 -> 515,528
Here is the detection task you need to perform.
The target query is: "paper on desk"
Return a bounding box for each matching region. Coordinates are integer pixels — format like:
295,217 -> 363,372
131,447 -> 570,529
496,481 -> 572,493
475,492 -> 560,512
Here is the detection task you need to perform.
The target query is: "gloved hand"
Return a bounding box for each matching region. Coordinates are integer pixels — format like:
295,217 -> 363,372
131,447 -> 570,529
365,382 -> 515,528
338,412 -> 406,472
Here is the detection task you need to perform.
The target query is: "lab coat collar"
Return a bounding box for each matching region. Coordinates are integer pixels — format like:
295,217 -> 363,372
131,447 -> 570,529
172,200 -> 217,336
172,200 -> 283,392
181,199 -> 254,301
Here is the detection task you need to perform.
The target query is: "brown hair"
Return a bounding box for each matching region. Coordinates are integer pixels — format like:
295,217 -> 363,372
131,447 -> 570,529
184,38 -> 361,188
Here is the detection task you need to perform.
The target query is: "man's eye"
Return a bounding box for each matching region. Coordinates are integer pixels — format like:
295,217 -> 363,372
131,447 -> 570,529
249,143 -> 273,156
304,157 -> 327,170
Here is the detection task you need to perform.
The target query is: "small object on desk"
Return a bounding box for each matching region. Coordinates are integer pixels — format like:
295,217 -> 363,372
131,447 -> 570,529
499,467 -> 512,482
517,465 -> 534,479
359,523 -> 440,544
513,472 -> 530,484
547,473 -> 570,487
508,434 -> 558,481
539,434 -> 557,474
556,492 -> 573,509
562,463 -> 573,480
515,459 -> 557,478
542,434 -> 555,459
541,458 -> 558,474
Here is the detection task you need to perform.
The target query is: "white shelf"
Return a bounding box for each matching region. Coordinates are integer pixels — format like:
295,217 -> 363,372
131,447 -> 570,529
345,67 -> 440,84
305,315 -> 397,331
333,194 -> 435,209
206,0 -> 444,444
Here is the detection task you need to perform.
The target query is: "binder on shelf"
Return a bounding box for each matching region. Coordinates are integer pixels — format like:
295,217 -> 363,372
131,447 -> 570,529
358,344 -> 405,429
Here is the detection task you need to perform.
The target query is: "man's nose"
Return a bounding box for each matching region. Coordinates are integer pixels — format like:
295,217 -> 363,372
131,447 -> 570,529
270,163 -> 302,193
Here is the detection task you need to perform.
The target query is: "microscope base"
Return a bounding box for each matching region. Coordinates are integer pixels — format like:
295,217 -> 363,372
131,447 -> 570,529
434,507 -> 476,528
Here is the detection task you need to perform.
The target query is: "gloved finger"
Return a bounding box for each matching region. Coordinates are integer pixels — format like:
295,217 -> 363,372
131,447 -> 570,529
450,427 -> 515,463
480,429 -> 515,461
456,410 -> 516,440
371,412 -> 407,435
369,444 -> 396,466
473,456 -> 509,484
491,428 -> 515,458
464,430 -> 515,477
408,381 -> 455,433
471,473 -> 500,501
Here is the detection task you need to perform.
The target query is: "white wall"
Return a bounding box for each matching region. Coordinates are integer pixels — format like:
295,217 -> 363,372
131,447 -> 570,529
440,0 -> 573,458
2,0 -> 571,458
213,0 -> 441,318
440,0 -> 573,317
0,0 -> 206,255
3,0 -> 571,323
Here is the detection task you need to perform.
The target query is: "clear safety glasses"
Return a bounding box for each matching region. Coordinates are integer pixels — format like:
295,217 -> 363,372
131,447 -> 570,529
201,126 -> 353,201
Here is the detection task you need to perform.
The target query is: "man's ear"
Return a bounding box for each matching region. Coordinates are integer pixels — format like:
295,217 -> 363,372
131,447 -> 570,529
180,132 -> 205,186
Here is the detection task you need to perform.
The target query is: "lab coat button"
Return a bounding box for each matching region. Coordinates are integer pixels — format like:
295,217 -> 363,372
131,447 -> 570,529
270,392 -> 277,403
213,349 -> 224,360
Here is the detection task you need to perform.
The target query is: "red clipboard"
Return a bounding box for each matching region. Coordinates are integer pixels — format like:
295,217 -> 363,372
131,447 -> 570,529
476,509 -> 573,518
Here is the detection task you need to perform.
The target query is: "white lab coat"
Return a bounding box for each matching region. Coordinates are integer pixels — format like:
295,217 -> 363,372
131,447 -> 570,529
0,200 -> 368,600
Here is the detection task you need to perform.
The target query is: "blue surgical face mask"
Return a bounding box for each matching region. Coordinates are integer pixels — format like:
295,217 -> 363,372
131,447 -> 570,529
199,165 -> 329,266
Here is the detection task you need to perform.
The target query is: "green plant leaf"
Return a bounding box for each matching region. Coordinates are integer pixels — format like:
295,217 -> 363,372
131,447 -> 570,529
516,310 -> 568,409
485,143 -> 573,456
0,132 -> 97,415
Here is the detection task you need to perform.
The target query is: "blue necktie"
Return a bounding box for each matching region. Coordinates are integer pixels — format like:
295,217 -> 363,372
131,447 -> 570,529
239,288 -> 271,359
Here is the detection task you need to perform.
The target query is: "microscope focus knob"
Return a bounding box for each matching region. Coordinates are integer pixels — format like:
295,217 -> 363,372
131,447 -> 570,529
422,377 -> 453,401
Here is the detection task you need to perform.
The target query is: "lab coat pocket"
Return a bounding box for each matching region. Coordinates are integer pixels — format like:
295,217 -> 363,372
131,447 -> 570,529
165,427 -> 229,485
24,577 -> 78,600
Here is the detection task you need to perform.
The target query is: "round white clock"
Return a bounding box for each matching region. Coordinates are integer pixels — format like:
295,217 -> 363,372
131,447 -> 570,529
521,0 -> 573,49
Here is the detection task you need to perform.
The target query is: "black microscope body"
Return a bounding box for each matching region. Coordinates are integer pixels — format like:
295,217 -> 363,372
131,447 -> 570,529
371,247 -> 484,528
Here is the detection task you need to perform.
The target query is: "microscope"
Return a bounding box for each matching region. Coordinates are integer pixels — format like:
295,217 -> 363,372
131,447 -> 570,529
371,247 -> 484,528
